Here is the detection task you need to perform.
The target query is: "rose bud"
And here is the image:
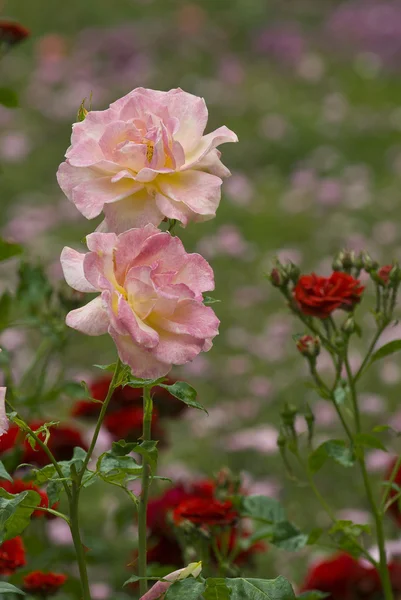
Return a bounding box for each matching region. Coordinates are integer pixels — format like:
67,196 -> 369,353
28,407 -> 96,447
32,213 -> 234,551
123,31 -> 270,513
361,252 -> 379,273
296,335 -> 320,358
341,316 -> 356,335
269,267 -> 288,288
0,21 -> 29,49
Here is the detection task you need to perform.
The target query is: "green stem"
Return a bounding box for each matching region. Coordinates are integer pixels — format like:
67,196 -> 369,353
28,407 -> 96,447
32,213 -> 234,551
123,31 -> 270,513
382,455 -> 401,512
69,480 -> 91,600
353,326 -> 387,383
344,357 -> 393,600
138,386 -> 153,596
78,359 -> 122,485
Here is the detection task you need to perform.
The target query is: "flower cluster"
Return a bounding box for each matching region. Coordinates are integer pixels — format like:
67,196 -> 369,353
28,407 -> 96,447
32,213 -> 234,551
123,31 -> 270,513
144,479 -> 264,568
23,571 -> 67,597
0,537 -> 26,575
59,87 -> 236,377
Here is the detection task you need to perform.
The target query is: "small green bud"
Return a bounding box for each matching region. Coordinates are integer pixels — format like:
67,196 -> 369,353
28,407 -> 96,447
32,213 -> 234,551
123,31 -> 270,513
361,252 -> 379,273
342,316 -> 356,335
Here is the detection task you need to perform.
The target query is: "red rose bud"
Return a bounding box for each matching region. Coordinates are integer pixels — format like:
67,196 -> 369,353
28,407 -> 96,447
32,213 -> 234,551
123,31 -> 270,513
269,267 -> 286,287
0,537 -> 26,575
173,497 -> 238,527
378,265 -> 393,285
23,571 -> 67,597
385,457 -> 401,526
293,272 -> 364,319
296,335 -> 320,358
0,21 -> 29,48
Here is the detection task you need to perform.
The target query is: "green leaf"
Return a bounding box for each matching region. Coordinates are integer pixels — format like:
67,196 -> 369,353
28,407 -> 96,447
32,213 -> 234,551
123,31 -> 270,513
268,521 -> 309,551
94,362 -> 117,372
225,576 -> 296,600
165,578 -> 206,599
0,460 -> 13,483
125,376 -> 166,389
0,238 -> 23,262
0,293 -> 12,331
308,440 -> 355,474
0,582 -> 26,595
307,527 -> 323,545
372,425 -> 393,434
203,296 -> 221,305
111,440 -> 158,473
297,593 -> 329,599
354,433 -> 387,452
329,520 -> 371,538
97,452 -> 142,485
240,495 -> 286,524
370,340 -> 401,365
58,381 -> 89,399
204,578 -> 231,600
0,489 -> 41,542
0,88 -> 19,108
159,381 -> 207,413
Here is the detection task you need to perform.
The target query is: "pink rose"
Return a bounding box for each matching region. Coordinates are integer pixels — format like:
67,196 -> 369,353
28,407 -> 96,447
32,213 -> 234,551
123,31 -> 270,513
60,225 -> 219,379
0,387 -> 8,436
57,87 -> 237,232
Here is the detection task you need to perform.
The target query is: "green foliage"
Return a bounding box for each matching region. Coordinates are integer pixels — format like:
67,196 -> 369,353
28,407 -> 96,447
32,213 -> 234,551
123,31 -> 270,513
0,488 -> 41,542
0,87 -> 19,108
96,450 -> 142,485
0,582 -> 26,595
308,440 -> 355,473
165,578 -> 206,599
353,433 -> 387,452
329,520 -> 371,538
159,381 -> 207,413
16,262 -> 53,314
203,296 -> 221,305
225,576 -> 296,600
0,292 -> 12,331
297,593 -> 329,599
240,495 -> 286,524
0,238 -> 23,261
204,578 -> 232,600
0,460 -> 13,483
370,340 -> 401,365
111,439 -> 158,472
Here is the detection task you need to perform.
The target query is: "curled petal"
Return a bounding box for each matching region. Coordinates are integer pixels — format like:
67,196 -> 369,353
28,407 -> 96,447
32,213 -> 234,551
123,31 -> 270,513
60,247 -> 98,293
110,328 -> 171,379
158,171 -> 222,217
66,297 -> 109,336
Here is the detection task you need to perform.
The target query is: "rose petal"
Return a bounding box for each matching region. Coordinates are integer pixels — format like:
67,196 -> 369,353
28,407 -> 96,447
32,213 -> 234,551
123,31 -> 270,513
66,297 -> 109,335
60,247 -> 98,293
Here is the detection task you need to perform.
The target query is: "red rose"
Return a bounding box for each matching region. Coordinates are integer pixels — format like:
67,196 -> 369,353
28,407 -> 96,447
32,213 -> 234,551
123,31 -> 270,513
72,376 -> 186,418
0,479 -> 57,518
0,537 -> 26,575
0,421 -> 87,469
23,571 -> 67,597
173,497 -> 238,527
300,553 -> 401,600
0,21 -> 29,47
294,272 -> 364,319
296,334 -> 320,357
385,457 -> 401,526
378,265 -> 393,285
104,406 -> 163,441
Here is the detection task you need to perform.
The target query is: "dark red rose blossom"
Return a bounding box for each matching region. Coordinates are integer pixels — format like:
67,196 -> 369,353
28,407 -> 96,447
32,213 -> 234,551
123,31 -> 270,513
173,497 -> 238,527
146,534 -> 183,566
23,571 -> 67,597
0,21 -> 29,47
0,537 -> 26,575
72,376 -> 186,419
0,421 -> 87,468
0,479 -> 57,518
300,553 -> 401,600
378,265 -> 393,285
385,457 -> 401,525
294,272 -> 364,319
104,406 -> 163,441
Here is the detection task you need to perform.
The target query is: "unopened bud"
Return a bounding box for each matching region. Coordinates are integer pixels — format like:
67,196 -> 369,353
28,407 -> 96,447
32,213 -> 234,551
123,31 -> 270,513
296,334 -> 320,358
341,250 -> 355,270
280,402 -> 297,428
361,252 -> 379,273
277,431 -> 287,449
287,262 -> 300,284
390,264 -> 401,285
342,316 -> 356,335
332,257 -> 343,271
269,267 -> 288,288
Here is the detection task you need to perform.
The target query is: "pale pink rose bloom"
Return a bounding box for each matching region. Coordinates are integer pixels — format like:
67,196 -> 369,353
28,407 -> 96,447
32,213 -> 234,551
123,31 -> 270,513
57,87 -> 238,232
140,562 -> 202,600
60,225 -> 219,379
0,387 -> 8,436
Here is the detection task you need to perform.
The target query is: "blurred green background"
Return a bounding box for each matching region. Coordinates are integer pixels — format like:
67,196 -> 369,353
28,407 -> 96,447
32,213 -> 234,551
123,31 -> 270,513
2,0 -> 401,597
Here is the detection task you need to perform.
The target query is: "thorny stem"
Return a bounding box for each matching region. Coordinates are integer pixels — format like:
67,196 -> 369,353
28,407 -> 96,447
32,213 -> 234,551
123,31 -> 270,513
138,385 -> 153,596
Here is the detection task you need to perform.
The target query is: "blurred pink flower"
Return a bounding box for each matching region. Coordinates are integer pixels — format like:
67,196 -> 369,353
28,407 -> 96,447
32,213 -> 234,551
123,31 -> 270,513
57,87 -> 237,232
47,520 -> 72,545
61,225 -> 219,378
4,205 -> 59,243
226,425 -> 279,454
90,584 -> 113,600
224,172 -> 253,206
0,133 -> 31,163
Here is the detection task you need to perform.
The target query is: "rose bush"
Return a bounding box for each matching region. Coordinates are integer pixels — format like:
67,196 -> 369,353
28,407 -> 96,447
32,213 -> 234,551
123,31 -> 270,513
61,224 -> 219,378
57,87 -> 237,232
